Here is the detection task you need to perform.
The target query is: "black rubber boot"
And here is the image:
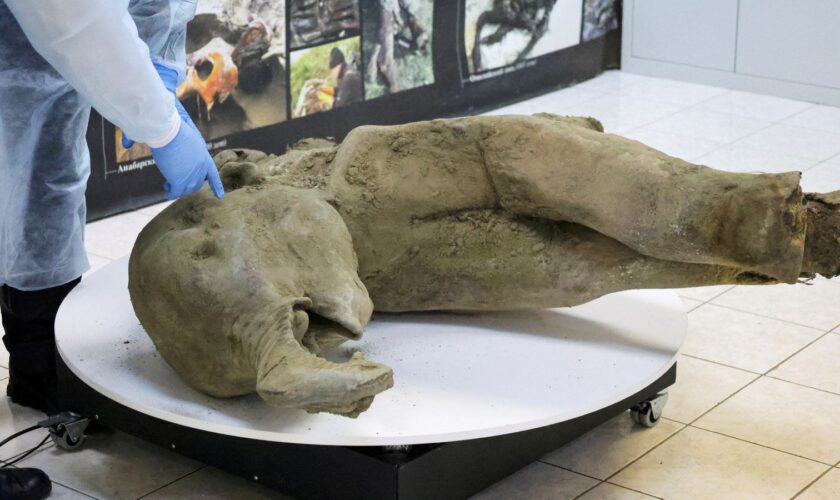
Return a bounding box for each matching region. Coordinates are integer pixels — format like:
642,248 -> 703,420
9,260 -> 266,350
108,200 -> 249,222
0,278 -> 81,415
0,467 -> 51,500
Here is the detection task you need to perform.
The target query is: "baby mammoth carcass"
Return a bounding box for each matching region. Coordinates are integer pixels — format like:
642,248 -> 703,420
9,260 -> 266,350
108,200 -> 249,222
128,180 -> 393,417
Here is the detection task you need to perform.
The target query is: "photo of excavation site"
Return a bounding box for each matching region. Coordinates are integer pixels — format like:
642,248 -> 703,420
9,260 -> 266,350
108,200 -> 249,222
465,0 -> 584,74
290,0 -> 360,49
180,0 -> 288,139
582,0 -> 619,42
116,0 -> 288,161
362,0 -> 434,99
290,37 -> 364,118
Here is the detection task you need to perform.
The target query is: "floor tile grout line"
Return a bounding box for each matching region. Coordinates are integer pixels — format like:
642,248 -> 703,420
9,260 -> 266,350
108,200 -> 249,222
617,88 -> 737,137
597,420 -> 691,486
552,463 -> 666,500
695,300 -> 836,332
686,369 -> 779,424
771,116 -> 840,138
761,330 -> 836,376
681,322 -> 839,381
780,102 -> 821,123
537,459 -> 661,500
85,251 -> 115,261
682,301 -> 704,314
621,85 -> 730,109
537,461 -> 603,482
641,91 -> 838,168
631,119 -> 774,154
690,100 -> 815,123
688,118 -> 792,165
679,353 -> 763,375
603,480 -> 665,499
562,464 -> 667,499
683,284 -> 737,304
51,479 -> 100,499
791,460 -> 839,499
799,159 -> 839,174
686,424 -> 836,466
134,465 -> 208,499
570,480 -> 603,499
679,285 -> 736,314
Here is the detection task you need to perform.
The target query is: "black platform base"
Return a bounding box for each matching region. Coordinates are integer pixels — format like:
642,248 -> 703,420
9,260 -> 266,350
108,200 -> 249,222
57,358 -> 676,500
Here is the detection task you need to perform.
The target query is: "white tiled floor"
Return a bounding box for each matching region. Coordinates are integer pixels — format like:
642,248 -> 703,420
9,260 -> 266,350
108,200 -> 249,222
2,70 -> 840,498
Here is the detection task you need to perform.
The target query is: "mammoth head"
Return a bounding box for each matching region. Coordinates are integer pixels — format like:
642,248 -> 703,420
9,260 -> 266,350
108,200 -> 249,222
129,152 -> 389,417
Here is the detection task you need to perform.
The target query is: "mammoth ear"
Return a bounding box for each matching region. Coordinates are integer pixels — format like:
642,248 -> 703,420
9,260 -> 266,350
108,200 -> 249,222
213,149 -> 273,191
218,161 -> 263,191
213,148 -> 269,167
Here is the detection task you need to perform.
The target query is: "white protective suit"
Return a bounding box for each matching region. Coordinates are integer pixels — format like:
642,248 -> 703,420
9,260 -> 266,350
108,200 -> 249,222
0,0 -> 193,290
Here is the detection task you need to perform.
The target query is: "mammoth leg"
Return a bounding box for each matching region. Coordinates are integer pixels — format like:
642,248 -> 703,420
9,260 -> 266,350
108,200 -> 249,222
476,114 -> 808,282
367,211 -> 774,312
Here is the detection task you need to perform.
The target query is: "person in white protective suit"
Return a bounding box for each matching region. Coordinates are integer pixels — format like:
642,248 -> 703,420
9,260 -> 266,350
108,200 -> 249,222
0,1 -> 224,497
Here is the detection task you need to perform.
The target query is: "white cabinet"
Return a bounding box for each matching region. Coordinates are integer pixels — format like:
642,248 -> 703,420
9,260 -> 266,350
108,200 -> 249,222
632,0 -> 738,71
737,0 -> 840,89
623,0 -> 840,105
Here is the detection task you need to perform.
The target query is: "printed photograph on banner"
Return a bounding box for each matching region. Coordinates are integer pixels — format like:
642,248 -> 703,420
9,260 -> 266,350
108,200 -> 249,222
116,0 -> 287,163
290,37 -> 364,118
290,0 -> 360,49
582,0 -> 619,42
464,0 -> 584,74
361,0 -> 434,99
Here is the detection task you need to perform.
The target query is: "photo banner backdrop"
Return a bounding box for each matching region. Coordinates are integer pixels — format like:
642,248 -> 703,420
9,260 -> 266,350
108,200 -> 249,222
85,0 -> 621,220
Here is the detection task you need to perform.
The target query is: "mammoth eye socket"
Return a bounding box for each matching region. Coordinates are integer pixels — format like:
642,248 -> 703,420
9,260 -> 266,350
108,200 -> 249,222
195,58 -> 215,81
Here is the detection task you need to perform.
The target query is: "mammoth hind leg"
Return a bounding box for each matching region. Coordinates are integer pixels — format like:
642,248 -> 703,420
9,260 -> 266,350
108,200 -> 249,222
476,114 -> 807,282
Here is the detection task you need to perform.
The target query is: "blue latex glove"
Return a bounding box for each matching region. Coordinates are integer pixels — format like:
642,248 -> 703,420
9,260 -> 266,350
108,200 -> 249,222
151,119 -> 225,200
123,64 -> 224,200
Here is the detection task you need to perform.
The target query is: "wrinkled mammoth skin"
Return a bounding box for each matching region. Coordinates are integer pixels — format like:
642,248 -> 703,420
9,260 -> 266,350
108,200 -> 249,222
129,114 -> 840,417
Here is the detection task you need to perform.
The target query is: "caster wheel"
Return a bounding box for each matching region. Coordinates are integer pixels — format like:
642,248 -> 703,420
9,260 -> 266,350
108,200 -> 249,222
631,391 -> 669,428
50,429 -> 85,451
631,403 -> 660,428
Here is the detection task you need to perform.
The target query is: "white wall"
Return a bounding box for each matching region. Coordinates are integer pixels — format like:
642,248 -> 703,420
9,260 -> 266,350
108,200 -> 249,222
622,0 -> 840,106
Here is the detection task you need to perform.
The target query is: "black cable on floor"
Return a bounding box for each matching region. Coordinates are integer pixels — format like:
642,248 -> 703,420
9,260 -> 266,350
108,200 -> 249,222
0,425 -> 40,448
2,434 -> 51,467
